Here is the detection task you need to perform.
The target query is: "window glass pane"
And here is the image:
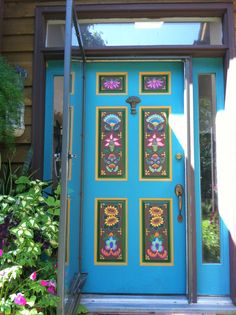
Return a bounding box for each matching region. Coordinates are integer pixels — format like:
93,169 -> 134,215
198,74 -> 220,263
46,18 -> 222,48
53,76 -> 63,185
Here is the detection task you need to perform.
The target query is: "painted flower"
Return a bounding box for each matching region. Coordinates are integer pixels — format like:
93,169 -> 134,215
150,216 -> 164,227
104,114 -> 121,130
0,249 -> 3,257
30,271 -> 37,281
105,134 -> 121,152
104,205 -> 118,216
14,293 -> 27,306
103,79 -> 121,90
147,134 -> 164,152
149,206 -> 163,217
105,234 -> 118,251
145,77 -> 164,90
40,280 -> 49,287
105,216 -> 119,227
151,236 -> 164,253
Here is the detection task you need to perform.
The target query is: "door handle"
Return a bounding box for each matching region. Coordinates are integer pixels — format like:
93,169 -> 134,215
175,184 -> 184,223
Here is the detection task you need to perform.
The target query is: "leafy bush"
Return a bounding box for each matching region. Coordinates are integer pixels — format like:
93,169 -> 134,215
0,57 -> 24,146
0,177 -> 60,315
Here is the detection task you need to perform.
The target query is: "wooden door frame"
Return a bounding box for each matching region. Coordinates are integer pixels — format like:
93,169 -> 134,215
32,2 -> 236,304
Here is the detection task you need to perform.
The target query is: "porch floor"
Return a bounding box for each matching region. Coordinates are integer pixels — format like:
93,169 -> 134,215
81,295 -> 236,314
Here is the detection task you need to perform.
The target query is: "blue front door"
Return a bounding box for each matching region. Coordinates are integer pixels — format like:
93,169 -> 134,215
82,62 -> 186,294
44,59 -> 230,296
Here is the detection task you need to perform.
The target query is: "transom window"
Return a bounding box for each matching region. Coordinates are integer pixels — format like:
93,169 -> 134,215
46,18 -> 223,48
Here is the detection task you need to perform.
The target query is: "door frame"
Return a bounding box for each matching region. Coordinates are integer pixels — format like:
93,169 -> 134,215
32,2 -> 236,305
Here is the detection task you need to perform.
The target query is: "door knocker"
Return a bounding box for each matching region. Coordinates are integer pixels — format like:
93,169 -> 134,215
126,96 -> 141,115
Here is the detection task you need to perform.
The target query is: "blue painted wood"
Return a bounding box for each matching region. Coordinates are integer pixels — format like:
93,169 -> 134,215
81,62 -> 186,294
193,58 -> 229,295
44,60 -> 83,291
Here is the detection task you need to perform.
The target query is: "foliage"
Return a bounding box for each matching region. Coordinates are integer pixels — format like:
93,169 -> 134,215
0,57 -> 24,147
80,24 -> 106,48
0,177 -> 60,315
202,202 -> 220,263
0,147 -> 33,196
77,304 -> 88,314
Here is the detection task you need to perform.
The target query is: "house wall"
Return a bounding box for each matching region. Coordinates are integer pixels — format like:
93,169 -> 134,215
1,0 -> 235,165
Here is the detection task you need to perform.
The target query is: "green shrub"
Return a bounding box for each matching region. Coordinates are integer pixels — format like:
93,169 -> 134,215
0,177 -> 60,315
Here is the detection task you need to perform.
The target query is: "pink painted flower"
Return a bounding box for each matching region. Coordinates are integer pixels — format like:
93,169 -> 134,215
30,272 -> 37,281
148,134 -> 164,152
0,249 -> 3,257
145,78 -> 164,90
105,134 -> 121,152
47,286 -> 56,295
103,79 -> 121,90
14,293 -> 27,306
40,280 -> 49,287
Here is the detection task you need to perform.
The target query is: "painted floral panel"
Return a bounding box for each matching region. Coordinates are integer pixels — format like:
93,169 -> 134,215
98,73 -> 127,94
97,108 -> 127,180
141,199 -> 172,265
140,73 -> 170,94
95,199 -> 127,264
140,107 -> 171,180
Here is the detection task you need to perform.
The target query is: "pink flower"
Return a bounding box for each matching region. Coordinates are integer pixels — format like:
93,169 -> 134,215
30,272 -> 37,281
0,249 -> 3,257
105,134 -> 121,152
47,286 -> 56,295
148,134 -> 164,152
145,78 -> 164,89
14,293 -> 27,306
49,280 -> 56,288
103,79 -> 121,90
40,280 -> 49,287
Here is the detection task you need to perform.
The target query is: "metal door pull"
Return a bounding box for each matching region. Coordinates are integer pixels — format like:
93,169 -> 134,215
175,184 -> 184,223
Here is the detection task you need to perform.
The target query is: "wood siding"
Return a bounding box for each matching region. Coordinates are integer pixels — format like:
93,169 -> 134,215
1,0 -> 235,164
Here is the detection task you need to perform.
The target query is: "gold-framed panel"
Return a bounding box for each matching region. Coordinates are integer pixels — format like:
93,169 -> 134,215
94,198 -> 128,266
96,72 -> 128,95
139,106 -> 172,181
139,72 -> 171,95
139,198 -> 174,266
95,106 -> 128,181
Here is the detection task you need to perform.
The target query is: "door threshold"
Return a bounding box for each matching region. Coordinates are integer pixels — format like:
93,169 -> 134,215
80,294 -> 236,314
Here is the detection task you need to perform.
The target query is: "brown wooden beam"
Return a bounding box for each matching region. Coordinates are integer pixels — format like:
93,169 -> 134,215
0,0 -> 4,52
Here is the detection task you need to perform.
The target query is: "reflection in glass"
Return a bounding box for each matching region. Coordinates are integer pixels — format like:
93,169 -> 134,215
198,74 -> 220,263
45,18 -> 222,48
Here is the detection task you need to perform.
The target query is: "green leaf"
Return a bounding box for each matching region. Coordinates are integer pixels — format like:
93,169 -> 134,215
27,295 -> 36,307
15,176 -> 31,185
77,304 -> 89,314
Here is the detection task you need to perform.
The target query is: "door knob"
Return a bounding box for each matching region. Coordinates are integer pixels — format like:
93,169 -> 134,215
175,184 -> 184,223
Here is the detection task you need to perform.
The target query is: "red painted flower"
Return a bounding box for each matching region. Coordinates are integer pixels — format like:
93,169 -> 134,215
0,249 -> 3,257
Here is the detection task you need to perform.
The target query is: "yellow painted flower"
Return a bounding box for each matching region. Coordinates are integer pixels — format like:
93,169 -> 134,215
149,206 -> 163,217
104,206 -> 118,216
105,216 -> 119,227
150,216 -> 164,227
